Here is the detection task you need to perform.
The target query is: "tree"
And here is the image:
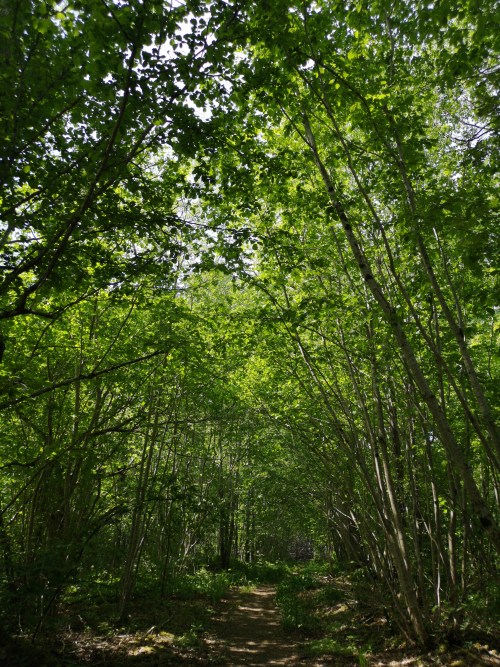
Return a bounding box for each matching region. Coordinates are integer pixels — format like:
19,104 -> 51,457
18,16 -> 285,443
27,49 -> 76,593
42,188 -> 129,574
1,0 -> 498,648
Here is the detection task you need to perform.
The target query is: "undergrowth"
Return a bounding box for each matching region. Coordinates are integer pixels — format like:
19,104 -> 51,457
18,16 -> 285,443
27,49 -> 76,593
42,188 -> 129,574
4,560 -> 497,666
164,567 -> 231,603
227,559 -> 290,586
274,562 -> 500,665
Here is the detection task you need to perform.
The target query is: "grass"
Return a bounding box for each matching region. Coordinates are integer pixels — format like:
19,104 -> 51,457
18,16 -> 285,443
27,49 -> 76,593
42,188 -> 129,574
275,569 -> 323,633
273,563 -> 393,663
2,560 -> 295,665
5,560 -> 498,666
273,563 -> 500,667
302,637 -> 356,658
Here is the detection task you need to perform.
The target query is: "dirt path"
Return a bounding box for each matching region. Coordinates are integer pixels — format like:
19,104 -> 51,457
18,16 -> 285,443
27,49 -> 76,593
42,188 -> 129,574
207,586 -> 305,666
8,583 -> 498,666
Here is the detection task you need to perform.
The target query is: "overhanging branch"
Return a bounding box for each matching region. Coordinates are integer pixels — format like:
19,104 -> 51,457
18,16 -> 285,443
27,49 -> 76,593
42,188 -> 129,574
0,348 -> 169,411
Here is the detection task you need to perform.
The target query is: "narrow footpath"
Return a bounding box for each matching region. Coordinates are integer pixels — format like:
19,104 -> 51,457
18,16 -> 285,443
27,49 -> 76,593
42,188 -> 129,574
207,586 -> 304,666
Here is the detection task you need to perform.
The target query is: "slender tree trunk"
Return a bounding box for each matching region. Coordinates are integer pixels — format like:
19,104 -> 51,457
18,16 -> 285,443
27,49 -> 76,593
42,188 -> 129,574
119,398 -> 159,622
302,116 -> 500,553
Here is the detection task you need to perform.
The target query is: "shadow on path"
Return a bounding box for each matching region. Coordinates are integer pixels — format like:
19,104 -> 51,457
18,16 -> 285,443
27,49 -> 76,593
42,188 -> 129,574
207,586 -> 303,666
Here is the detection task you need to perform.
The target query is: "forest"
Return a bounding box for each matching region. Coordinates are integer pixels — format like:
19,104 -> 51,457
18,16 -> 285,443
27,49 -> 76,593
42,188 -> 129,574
0,0 -> 499,665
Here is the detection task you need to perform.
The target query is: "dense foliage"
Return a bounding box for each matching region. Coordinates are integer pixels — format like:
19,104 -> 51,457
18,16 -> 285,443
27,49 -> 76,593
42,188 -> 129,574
0,0 -> 498,650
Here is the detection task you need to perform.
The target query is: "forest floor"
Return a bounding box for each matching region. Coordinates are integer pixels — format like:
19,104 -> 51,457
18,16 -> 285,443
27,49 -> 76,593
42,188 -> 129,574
2,582 -> 499,666
206,585 -> 301,665
204,585 -> 499,667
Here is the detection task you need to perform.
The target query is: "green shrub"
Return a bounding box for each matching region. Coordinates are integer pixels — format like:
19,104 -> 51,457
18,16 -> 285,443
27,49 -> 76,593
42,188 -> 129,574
227,560 -> 291,585
167,568 -> 231,602
316,585 -> 345,606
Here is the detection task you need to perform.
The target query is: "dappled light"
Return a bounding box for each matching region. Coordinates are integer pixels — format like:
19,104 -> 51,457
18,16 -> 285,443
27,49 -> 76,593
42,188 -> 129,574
0,0 -> 499,665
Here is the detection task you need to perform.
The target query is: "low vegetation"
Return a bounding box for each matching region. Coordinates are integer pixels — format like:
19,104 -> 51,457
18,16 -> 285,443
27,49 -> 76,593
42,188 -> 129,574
277,563 -> 499,665
2,561 -> 498,666
1,0 -> 499,663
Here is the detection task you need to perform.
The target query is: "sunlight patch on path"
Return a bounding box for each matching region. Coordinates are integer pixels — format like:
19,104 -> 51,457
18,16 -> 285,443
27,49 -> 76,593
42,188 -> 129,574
208,586 -> 305,666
